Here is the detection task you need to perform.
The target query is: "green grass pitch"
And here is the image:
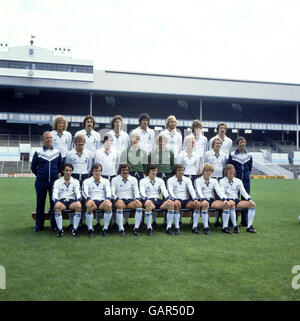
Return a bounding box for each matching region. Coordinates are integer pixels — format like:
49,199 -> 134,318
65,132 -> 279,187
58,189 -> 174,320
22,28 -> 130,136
0,178 -> 299,301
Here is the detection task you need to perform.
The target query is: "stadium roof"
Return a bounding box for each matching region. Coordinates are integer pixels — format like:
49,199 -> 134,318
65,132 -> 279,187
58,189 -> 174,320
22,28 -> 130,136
0,45 -> 300,103
1,69 -> 300,104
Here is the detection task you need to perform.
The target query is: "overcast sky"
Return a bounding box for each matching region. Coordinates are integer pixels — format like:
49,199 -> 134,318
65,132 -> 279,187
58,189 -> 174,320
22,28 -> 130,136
1,0 -> 300,83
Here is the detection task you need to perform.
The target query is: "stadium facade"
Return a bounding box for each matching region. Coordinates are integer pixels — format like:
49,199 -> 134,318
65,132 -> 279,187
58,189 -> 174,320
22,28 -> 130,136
0,42 -> 299,176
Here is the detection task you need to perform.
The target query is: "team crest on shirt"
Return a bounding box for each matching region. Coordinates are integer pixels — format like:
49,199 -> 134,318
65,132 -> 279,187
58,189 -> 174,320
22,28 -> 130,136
146,187 -> 150,190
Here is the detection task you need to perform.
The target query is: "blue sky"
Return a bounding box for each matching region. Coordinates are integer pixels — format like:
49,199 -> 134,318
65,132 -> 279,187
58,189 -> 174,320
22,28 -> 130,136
1,0 -> 300,83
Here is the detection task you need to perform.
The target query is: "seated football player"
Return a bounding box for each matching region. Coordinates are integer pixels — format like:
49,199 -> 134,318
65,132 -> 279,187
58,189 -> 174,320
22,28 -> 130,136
82,163 -> 113,237
219,164 -> 257,233
111,163 -> 143,237
52,163 -> 82,237
139,164 -> 174,235
194,163 -> 229,235
167,164 -> 201,235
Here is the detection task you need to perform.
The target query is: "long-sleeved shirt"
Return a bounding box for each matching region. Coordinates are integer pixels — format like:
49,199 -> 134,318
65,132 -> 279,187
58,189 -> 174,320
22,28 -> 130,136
82,176 -> 111,201
160,129 -> 182,158
204,150 -> 227,178
120,146 -> 148,172
219,177 -> 252,200
208,135 -> 232,156
194,176 -> 226,201
65,148 -> 93,175
187,133 -> 207,158
176,150 -> 202,175
139,176 -> 169,200
74,129 -> 101,155
167,175 -> 197,201
111,175 -> 140,200
148,148 -> 174,174
94,147 -> 119,176
131,127 -> 155,155
106,130 -> 130,154
51,130 -> 72,158
52,176 -> 81,202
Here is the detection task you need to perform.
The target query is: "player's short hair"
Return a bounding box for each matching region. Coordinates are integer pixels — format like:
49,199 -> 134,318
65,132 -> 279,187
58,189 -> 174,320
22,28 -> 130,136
184,135 -> 195,146
191,120 -> 203,134
117,163 -> 130,175
82,115 -> 95,129
172,163 -> 185,175
212,137 -> 222,148
52,115 -> 68,131
42,131 -> 52,141
91,163 -> 102,172
110,115 -> 123,129
138,113 -> 150,125
63,163 -> 74,171
217,122 -> 228,132
236,136 -> 246,145
165,115 -> 178,129
145,164 -> 158,176
74,134 -> 85,144
103,133 -> 113,142
224,164 -> 236,177
202,163 -> 214,173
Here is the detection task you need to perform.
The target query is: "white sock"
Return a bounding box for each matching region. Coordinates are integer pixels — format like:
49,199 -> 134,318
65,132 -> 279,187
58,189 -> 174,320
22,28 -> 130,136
103,212 -> 112,230
116,210 -> 124,231
230,208 -> 237,227
134,208 -> 143,229
166,210 -> 174,229
86,212 -> 93,231
222,210 -> 230,228
247,208 -> 255,227
145,212 -> 152,229
73,212 -> 81,230
55,212 -> 62,231
201,210 -> 209,228
152,212 -> 157,223
174,210 -> 180,229
96,212 -> 101,224
68,212 -> 74,225
193,210 -> 201,229
124,212 -> 129,224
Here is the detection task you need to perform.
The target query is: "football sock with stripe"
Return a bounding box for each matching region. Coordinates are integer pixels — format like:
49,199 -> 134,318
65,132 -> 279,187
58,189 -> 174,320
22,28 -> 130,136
201,210 -> 209,228
193,210 -> 201,229
103,212 -> 112,230
247,208 -> 255,227
222,210 -> 230,228
55,212 -> 62,231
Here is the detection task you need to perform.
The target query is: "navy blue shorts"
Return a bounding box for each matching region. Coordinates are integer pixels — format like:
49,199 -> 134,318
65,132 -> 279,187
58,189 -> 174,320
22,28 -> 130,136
176,199 -> 192,208
228,199 -> 242,206
145,198 -> 165,209
118,198 -> 135,206
201,198 -> 215,206
93,200 -> 105,208
58,199 -> 76,208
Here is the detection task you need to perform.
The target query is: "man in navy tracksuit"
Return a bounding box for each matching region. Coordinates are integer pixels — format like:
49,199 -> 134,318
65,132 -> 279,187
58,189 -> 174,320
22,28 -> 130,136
227,136 -> 252,226
31,131 -> 63,231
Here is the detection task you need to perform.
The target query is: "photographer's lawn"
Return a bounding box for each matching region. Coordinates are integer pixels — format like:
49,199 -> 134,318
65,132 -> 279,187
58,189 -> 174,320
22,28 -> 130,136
0,178 -> 299,300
